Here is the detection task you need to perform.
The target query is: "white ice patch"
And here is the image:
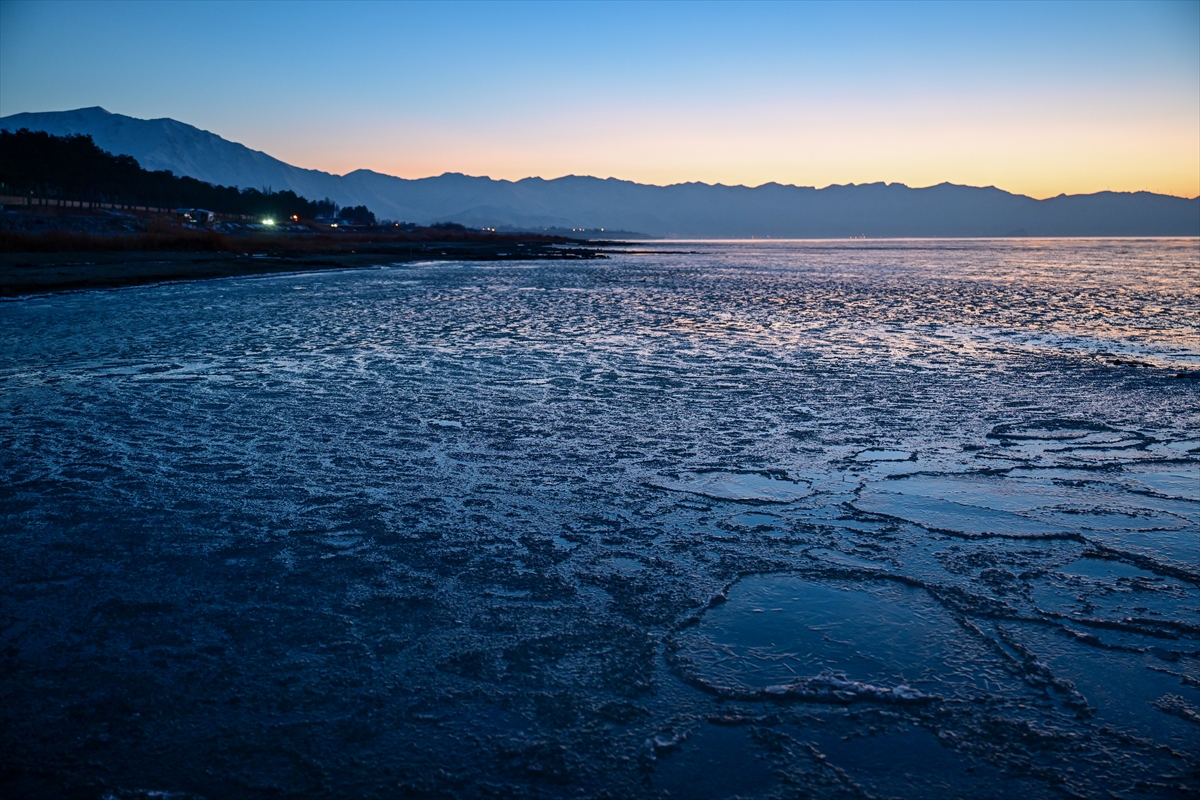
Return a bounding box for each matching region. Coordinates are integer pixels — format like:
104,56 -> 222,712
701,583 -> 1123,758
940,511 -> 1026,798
650,472 -> 811,503
854,449 -> 912,462
603,557 -> 643,575
1119,467 -> 1200,502
876,474 -> 1067,513
1058,557 -> 1152,580
854,489 -> 1071,538
806,548 -> 885,570
1075,525 -> 1200,568
1032,507 -> 1190,533
726,512 -> 780,529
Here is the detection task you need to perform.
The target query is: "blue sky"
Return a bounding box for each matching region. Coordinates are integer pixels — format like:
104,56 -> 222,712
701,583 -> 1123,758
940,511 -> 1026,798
2,0 -> 1197,196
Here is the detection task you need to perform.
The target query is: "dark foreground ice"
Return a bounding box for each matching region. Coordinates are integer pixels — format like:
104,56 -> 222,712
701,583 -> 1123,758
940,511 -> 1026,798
1,238 -> 1197,798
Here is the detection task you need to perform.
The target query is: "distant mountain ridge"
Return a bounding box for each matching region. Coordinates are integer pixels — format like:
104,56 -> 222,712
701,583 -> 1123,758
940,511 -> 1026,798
3,106 -> 1197,237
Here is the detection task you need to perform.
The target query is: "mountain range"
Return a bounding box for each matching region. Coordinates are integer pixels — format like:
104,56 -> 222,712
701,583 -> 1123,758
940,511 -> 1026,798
3,106 -> 1197,238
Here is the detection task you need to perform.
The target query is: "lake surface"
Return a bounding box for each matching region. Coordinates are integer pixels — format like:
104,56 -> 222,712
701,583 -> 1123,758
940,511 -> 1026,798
2,239 -> 1198,798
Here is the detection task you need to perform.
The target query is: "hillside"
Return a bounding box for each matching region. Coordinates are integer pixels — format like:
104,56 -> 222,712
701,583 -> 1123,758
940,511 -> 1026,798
0,128 -> 344,221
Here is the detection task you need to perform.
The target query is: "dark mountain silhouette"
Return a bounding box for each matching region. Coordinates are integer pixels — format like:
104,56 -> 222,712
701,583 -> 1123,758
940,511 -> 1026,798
0,128 -> 338,220
3,107 -> 1196,237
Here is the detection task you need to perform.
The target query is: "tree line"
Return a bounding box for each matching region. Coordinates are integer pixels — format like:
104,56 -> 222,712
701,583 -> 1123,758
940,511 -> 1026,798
0,129 -> 376,223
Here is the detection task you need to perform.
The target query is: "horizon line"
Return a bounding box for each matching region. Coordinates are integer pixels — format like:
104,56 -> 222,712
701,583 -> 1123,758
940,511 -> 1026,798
358,170 -> 1200,201
2,106 -> 1197,202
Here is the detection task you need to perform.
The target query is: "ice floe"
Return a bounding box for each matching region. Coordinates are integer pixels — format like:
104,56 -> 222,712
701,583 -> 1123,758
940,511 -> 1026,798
671,573 -> 1018,702
853,489 -> 1075,538
649,471 -> 812,503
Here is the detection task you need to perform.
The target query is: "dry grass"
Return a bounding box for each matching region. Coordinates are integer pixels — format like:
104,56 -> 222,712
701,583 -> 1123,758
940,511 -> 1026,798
0,229 -> 231,253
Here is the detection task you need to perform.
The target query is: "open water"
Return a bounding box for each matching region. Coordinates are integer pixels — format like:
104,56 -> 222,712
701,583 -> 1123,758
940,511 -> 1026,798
1,239 -> 1198,799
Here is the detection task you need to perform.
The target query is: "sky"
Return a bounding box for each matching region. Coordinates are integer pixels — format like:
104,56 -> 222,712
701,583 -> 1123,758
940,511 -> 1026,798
1,0 -> 1198,199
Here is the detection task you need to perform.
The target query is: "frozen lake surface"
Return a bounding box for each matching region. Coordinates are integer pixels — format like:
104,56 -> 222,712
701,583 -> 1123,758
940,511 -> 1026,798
1,239 -> 1198,798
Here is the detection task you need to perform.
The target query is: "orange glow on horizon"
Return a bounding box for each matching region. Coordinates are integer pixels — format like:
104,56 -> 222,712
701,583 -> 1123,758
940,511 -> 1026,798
256,111 -> 1200,201
273,157 -> 1200,202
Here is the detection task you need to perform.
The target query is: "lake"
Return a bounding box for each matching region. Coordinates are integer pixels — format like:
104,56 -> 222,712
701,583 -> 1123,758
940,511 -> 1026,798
1,238 -> 1197,798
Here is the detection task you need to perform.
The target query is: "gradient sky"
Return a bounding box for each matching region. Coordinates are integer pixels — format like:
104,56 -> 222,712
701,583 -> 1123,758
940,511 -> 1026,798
1,0 -> 1197,198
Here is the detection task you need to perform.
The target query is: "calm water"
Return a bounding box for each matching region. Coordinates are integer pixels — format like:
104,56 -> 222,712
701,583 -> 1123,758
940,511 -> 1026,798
1,239 -> 1198,799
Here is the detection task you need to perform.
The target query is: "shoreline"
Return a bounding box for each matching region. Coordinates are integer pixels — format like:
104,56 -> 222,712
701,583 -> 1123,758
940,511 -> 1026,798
0,241 -> 613,298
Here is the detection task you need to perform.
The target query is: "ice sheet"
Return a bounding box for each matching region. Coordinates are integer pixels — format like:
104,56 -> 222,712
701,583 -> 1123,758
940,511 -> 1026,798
1,238 -> 1197,798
